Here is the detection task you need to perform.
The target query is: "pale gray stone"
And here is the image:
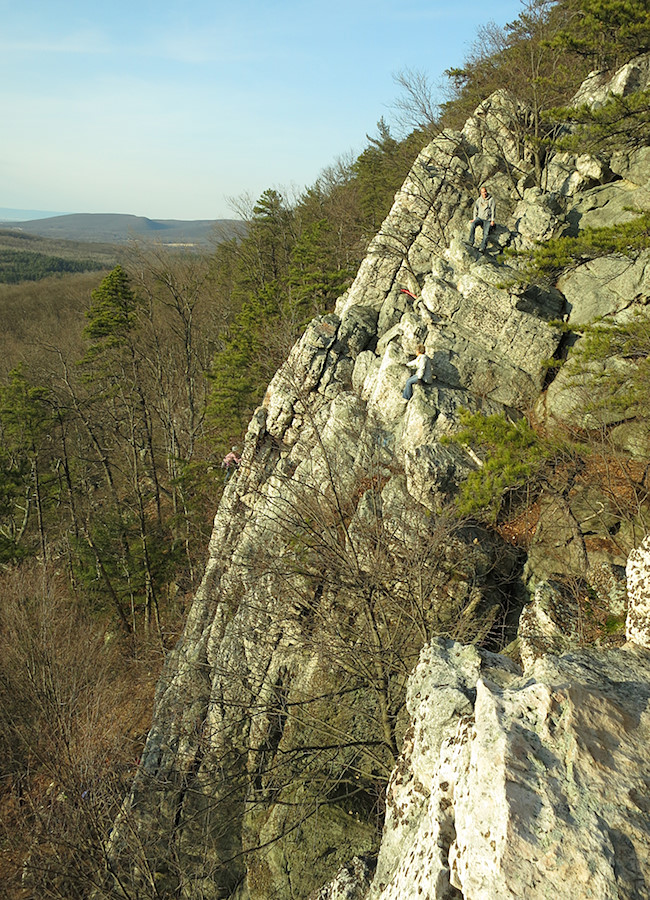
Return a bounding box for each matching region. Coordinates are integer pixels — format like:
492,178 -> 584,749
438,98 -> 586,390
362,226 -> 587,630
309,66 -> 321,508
571,54 -> 650,108
352,349 -> 379,395
609,420 -> 650,458
310,858 -> 375,900
462,89 -> 531,172
544,151 -> 609,196
610,146 -> 650,186
626,534 -> 650,648
567,181 -> 650,231
509,187 -> 566,249
103,54 -> 650,900
367,635 -> 650,900
518,581 -> 583,669
337,305 -> 379,357
559,251 -> 650,322
543,354 -> 644,433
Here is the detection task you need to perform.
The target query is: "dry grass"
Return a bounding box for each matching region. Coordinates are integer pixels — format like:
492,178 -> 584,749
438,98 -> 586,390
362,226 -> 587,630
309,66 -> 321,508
496,499 -> 541,547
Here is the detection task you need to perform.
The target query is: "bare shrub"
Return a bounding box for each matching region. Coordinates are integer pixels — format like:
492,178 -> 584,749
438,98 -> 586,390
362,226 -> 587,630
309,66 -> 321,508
0,563 -> 158,899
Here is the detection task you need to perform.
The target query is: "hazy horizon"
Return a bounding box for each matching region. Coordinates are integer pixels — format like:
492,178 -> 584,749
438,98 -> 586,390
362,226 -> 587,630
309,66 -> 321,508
0,207 -> 239,223
0,207 -> 70,222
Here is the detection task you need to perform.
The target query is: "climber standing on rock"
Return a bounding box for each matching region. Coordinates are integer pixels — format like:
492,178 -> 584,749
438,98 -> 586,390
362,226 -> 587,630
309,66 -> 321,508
468,185 -> 496,253
221,446 -> 241,482
403,344 -> 433,401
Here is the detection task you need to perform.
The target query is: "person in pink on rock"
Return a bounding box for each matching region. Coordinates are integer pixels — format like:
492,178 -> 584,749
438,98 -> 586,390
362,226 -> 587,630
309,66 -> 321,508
221,446 -> 241,481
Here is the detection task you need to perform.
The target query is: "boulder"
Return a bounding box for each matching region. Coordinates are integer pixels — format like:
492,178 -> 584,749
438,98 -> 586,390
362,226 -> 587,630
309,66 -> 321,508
509,187 -> 566,250
610,146 -> 650,187
567,182 -> 650,231
559,251 -> 650,323
571,54 -> 650,108
310,858 -> 375,900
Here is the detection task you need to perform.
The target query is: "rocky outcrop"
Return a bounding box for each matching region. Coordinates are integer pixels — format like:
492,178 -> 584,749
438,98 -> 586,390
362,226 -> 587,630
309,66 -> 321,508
106,57 -> 650,900
345,534 -> 650,900
363,640 -> 650,900
627,535 -> 650,648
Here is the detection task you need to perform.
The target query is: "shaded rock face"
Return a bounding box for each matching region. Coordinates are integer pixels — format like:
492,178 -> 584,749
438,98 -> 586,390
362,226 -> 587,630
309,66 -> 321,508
108,58 -> 650,900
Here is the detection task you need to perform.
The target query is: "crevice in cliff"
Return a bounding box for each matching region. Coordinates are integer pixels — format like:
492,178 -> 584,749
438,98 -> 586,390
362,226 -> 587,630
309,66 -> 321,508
438,802 -> 464,900
251,666 -> 290,798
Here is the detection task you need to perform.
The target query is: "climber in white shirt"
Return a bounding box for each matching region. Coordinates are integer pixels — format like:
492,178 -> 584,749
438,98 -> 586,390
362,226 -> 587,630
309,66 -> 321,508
403,345 -> 433,400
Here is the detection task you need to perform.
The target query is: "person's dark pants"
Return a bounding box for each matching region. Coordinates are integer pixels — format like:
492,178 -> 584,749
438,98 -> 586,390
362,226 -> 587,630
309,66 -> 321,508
468,217 -> 491,251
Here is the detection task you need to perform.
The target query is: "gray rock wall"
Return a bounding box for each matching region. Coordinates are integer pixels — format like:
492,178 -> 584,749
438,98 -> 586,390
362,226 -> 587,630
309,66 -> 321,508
364,635 -> 650,900
357,531 -> 650,900
106,56 -> 650,900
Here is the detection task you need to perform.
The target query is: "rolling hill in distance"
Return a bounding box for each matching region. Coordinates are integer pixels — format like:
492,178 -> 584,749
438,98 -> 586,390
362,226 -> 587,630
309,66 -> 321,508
0,210 -> 243,246
0,207 -> 68,221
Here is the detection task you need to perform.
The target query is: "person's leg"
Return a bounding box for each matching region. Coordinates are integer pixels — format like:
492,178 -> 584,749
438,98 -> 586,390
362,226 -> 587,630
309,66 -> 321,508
479,219 -> 491,251
403,375 -> 419,400
468,218 -> 478,246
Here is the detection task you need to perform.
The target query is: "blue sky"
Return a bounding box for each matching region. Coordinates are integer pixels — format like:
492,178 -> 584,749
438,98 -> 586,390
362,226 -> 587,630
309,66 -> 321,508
1,0 -> 524,220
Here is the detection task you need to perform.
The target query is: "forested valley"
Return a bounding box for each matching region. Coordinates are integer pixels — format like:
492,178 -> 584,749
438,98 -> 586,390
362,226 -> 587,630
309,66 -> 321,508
1,0 -> 649,895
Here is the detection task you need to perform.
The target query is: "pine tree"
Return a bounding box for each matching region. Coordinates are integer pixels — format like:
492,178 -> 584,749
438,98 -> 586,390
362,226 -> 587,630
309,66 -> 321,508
79,266 -> 167,633
554,0 -> 650,72
0,367 -> 55,562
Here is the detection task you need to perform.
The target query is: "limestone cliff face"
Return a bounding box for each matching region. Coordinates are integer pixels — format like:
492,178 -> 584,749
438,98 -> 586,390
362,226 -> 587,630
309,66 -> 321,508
351,543 -> 650,900
108,57 -> 650,900
315,535 -> 650,900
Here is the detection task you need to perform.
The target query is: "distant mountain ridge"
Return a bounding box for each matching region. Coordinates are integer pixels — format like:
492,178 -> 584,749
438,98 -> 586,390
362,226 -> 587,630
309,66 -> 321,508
0,207 -> 68,221
4,212 -> 242,246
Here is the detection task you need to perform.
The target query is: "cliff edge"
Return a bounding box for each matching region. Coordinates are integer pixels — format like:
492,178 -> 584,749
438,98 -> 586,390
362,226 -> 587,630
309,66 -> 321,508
104,56 -> 650,900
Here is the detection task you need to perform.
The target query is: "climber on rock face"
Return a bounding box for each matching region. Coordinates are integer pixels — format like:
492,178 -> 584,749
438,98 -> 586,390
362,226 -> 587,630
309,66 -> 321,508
221,446 -> 241,481
468,185 -> 496,253
403,344 -> 433,400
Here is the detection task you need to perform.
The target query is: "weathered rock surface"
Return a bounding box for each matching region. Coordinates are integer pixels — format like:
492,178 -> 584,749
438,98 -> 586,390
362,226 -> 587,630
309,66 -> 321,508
311,857 -> 375,900
364,635 -> 650,900
310,538 -> 650,900
572,53 -> 650,108
107,56 -> 650,900
627,535 -> 650,648
313,529 -> 650,900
